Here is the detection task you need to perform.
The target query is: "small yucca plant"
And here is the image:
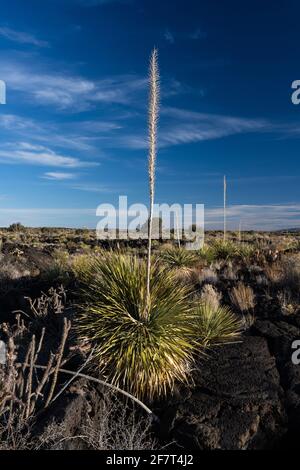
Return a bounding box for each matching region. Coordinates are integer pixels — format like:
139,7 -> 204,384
236,243 -> 256,260
210,239 -> 238,260
160,246 -> 198,271
76,253 -> 197,401
195,303 -> 241,348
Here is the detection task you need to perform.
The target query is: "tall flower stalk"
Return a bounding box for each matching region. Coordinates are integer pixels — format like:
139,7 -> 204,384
145,48 -> 159,320
223,175 -> 227,242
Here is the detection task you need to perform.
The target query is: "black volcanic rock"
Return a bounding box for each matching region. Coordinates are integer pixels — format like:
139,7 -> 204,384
160,337 -> 287,450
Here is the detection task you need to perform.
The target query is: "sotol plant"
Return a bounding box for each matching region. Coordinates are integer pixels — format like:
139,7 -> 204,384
76,253 -> 197,401
76,51 -> 198,401
196,303 -> 241,348
76,50 -> 241,401
159,246 -> 197,271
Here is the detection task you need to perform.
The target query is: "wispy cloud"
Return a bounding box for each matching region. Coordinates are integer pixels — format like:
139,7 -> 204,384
159,107 -> 270,146
71,183 -> 110,192
0,58 -> 148,110
0,26 -> 49,47
189,28 -> 207,40
205,204 -> 300,230
0,113 -> 120,154
0,142 -> 98,168
42,172 -> 77,180
164,29 -> 175,44
109,107 -> 272,149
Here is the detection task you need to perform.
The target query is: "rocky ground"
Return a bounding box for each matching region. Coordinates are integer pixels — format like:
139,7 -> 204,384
1,229 -> 300,450
37,321 -> 300,450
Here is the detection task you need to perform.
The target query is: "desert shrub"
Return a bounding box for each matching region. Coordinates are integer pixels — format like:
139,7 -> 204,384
39,393 -> 157,450
40,249 -> 70,284
76,253 -> 197,401
229,282 -> 256,313
279,255 -> 300,293
195,303 -> 241,347
277,288 -> 300,315
190,266 -> 218,285
8,222 -> 25,232
198,245 -> 216,264
237,243 -> 256,260
199,284 -> 222,310
241,313 -> 256,330
210,240 -> 238,260
159,246 -> 197,270
0,316 -> 72,449
0,256 -> 31,281
71,253 -> 95,281
264,263 -> 283,284
221,263 -> 238,281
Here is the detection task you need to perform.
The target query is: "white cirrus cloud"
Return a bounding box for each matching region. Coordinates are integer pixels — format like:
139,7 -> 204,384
189,28 -> 207,40
164,29 -> 175,44
0,26 -> 49,47
0,142 -> 98,168
110,107 -> 272,149
42,172 -> 77,180
71,183 -> 110,192
0,59 -> 148,110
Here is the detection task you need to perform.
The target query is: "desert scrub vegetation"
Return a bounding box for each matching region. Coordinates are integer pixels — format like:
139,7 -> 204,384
76,252 -> 197,401
75,252 -> 241,401
199,284 -> 222,310
229,282 -> 256,313
195,303 -> 241,348
210,239 -> 238,260
39,392 -> 157,450
0,310 -> 157,450
0,313 -> 72,449
159,246 -> 198,271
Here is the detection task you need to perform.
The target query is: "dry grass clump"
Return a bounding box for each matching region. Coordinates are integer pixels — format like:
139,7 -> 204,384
229,282 -> 256,313
264,263 -> 283,284
279,254 -> 300,292
39,393 -> 157,450
199,284 -> 222,311
191,266 -> 218,285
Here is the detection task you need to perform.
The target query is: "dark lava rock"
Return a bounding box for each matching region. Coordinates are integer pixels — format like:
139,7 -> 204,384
253,318 -> 300,444
159,337 -> 287,450
253,319 -> 300,363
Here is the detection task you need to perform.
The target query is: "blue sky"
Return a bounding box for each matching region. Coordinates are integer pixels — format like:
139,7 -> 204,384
0,0 -> 300,229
